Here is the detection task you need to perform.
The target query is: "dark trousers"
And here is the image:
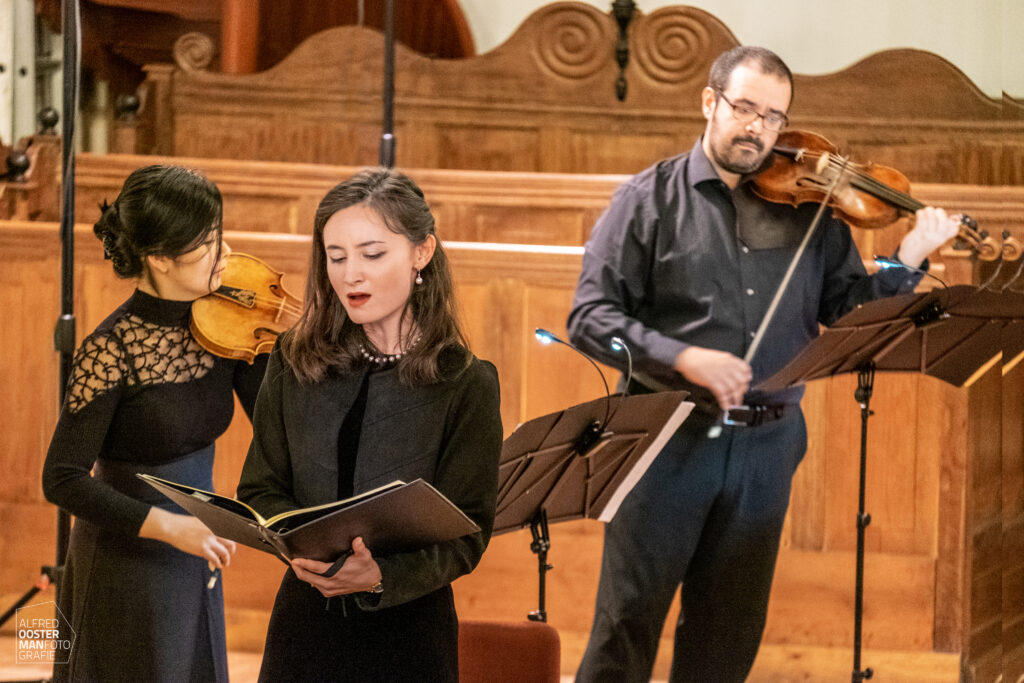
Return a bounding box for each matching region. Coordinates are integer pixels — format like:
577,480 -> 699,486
258,571 -> 458,682
575,409 -> 807,683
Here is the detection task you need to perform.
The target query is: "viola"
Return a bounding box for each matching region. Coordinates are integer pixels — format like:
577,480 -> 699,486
752,130 -> 1001,261
191,252 -> 303,363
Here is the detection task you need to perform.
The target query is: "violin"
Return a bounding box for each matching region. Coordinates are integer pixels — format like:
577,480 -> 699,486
752,130 -> 1001,261
191,252 -> 303,363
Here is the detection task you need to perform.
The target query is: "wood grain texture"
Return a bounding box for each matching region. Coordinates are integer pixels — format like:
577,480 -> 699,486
1,221 -> 1018,677
119,3 -> 1022,184
64,154 -> 1024,282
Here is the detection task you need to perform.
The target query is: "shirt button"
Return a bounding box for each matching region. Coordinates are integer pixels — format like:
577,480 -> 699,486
741,245 -> 750,254
749,331 -> 756,338
746,288 -> 755,296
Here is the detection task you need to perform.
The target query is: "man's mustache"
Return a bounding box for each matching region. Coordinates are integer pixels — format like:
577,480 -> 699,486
732,136 -> 764,152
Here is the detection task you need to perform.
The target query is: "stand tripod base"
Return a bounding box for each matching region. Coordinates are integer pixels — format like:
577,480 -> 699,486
0,567 -> 58,627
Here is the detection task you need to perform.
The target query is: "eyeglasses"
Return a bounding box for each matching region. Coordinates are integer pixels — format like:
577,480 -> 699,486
714,90 -> 788,132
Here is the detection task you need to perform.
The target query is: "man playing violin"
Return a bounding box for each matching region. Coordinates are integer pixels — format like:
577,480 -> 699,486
568,46 -> 960,682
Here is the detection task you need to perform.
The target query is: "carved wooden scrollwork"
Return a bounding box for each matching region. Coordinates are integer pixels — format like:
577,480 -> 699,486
633,8 -> 715,86
532,5 -> 613,81
174,32 -> 215,72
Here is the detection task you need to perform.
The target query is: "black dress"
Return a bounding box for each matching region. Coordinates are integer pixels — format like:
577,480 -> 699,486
42,289 -> 267,683
237,343 -> 503,683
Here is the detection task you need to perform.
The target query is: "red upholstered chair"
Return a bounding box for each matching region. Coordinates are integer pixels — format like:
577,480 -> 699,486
458,620 -> 561,683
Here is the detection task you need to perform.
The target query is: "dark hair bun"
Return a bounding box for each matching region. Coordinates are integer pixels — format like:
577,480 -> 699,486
91,165 -> 223,281
94,200 -> 143,278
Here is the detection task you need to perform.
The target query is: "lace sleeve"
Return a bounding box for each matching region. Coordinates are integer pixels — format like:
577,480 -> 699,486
43,329 -> 153,535
65,332 -> 126,414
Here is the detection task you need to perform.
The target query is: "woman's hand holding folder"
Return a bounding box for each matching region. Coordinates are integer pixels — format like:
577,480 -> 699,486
290,536 -> 383,597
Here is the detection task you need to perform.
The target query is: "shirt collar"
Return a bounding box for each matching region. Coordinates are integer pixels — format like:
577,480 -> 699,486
127,288 -> 193,326
688,138 -> 722,188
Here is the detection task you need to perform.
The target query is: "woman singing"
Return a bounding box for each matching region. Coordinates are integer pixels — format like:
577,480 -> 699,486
237,168 -> 502,681
42,165 -> 267,682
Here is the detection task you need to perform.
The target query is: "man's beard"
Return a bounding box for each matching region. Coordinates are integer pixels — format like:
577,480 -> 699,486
710,133 -> 770,175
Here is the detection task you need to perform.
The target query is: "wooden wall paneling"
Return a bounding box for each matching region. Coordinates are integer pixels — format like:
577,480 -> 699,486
566,127 -> 689,176
763,550 -> 936,651
122,3 -> 1020,183
929,373 -> 969,652
1005,363 -> 1024,678
820,373 -> 942,556
70,153 -> 1024,266
434,125 -> 543,172
2,211 -> 1018,672
451,276 -> 526,433
784,376 -> 828,551
962,367 -> 1006,680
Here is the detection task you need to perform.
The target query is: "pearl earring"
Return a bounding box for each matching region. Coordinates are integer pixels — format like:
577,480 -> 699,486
415,270 -> 423,285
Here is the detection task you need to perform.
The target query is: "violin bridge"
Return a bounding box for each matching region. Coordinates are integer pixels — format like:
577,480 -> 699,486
815,152 -> 831,176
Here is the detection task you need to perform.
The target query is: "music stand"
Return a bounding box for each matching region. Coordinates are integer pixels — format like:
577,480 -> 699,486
493,390 -> 692,621
756,284 -> 1024,682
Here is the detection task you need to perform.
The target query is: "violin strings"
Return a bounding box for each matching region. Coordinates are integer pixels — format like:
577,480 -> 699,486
818,157 -> 978,246
797,149 -> 914,209
219,293 -> 304,317
794,151 -> 980,248
822,157 -> 923,211
231,294 -> 302,312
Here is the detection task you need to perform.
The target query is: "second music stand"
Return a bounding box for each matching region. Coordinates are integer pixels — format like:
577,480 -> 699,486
494,390 -> 692,621
757,284 -> 1024,682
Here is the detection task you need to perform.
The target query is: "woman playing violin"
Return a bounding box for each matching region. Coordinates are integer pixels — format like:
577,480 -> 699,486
567,46 -> 960,683
42,165 -> 268,682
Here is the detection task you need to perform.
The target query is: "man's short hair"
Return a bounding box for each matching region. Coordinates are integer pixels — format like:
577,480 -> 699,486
708,46 -> 793,96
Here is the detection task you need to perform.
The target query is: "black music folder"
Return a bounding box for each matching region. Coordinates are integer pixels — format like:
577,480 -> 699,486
138,475 -> 479,563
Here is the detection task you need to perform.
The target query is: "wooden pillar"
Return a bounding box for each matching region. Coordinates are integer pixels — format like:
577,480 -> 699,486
220,0 -> 260,74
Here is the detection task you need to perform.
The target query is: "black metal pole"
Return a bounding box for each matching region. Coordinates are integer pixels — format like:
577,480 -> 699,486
0,0 -> 79,643
528,508 -> 552,623
378,0 -> 395,168
54,0 -> 81,577
852,364 -> 875,682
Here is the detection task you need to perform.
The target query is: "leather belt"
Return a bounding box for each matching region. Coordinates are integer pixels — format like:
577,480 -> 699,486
722,404 -> 788,427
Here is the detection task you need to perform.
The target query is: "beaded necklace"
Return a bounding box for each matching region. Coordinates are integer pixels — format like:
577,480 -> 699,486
359,334 -> 421,366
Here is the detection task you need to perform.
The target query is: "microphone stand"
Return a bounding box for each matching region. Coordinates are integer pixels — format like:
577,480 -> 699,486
0,2 -> 78,678
378,0 -> 395,167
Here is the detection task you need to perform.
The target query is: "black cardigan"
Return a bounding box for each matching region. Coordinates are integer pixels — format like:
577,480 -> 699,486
237,343 -> 502,611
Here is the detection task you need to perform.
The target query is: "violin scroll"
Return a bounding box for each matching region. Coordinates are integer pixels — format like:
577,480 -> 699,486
947,215 -> 1000,262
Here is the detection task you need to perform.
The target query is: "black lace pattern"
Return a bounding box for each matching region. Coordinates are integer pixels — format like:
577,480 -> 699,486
66,313 -> 215,414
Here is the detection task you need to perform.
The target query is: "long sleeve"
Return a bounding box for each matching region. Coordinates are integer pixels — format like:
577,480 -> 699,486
817,221 -> 925,326
233,352 -> 270,420
355,359 -> 502,611
236,344 -> 299,518
42,333 -> 152,535
568,184 -> 689,375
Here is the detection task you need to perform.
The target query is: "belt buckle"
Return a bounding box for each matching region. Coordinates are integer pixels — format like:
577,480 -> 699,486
722,405 -> 750,427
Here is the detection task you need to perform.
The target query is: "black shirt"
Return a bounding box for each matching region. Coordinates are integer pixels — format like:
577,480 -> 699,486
42,289 -> 267,535
567,140 -> 923,406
